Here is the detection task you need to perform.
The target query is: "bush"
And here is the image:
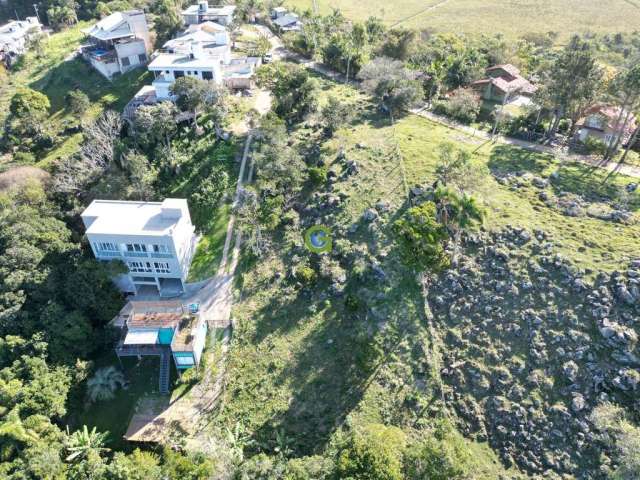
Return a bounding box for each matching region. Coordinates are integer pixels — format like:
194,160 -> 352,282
336,423 -> 407,480
295,265 -> 316,284
308,165 -> 328,186
67,89 -> 90,116
404,420 -> 475,480
434,88 -> 482,124
581,136 -> 608,155
12,152 -> 36,164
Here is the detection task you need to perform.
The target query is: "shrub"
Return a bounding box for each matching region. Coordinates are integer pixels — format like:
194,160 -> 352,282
308,165 -> 328,186
345,294 -> 361,312
12,152 -> 36,164
393,201 -> 449,271
295,265 -> 316,284
67,89 -> 90,116
404,419 -> 475,480
435,88 -> 482,124
582,136 -> 608,155
336,423 -> 407,480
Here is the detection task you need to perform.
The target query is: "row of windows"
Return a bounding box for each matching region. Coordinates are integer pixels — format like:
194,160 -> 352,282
167,70 -> 214,80
96,241 -> 118,252
127,261 -> 171,274
121,53 -> 147,67
125,243 -> 170,253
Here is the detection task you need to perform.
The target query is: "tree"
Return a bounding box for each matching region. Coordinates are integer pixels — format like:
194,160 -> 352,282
65,425 -> 109,462
378,28 -> 417,61
47,0 -> 79,30
0,408 -> 39,461
539,36 -> 603,142
393,202 -> 449,271
152,0 -> 184,47
10,88 -> 50,117
133,102 -> 179,151
234,187 -> 267,257
236,0 -> 265,23
320,95 -> 354,137
108,449 -> 163,480
336,424 -> 407,480
434,87 -> 482,124
54,110 -> 122,194
256,63 -> 319,124
603,64 -> 640,163
5,88 -> 52,150
171,77 -> 226,129
86,366 -> 126,403
67,90 -> 90,116
434,142 -> 486,193
358,57 -> 424,123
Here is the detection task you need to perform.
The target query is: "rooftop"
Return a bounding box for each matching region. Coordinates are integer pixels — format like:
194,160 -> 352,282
182,4 -> 236,16
81,198 -> 190,237
149,51 -> 223,70
129,312 -> 183,328
82,10 -> 144,41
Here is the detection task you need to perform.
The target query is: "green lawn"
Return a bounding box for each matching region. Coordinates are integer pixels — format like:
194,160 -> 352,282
188,202 -> 232,282
285,0 -> 640,40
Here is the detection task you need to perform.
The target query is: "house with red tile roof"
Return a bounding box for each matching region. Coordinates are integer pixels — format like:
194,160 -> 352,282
575,104 -> 638,147
471,64 -> 537,103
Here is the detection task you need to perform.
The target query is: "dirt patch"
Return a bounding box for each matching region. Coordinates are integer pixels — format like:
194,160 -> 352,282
0,166 -> 50,192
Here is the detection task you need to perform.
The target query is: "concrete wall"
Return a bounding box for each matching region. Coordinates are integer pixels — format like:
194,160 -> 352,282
89,57 -> 121,79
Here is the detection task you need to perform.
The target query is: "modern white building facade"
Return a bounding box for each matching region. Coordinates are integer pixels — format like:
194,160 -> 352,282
0,17 -> 41,57
81,199 -> 197,297
81,10 -> 151,80
182,2 -> 236,26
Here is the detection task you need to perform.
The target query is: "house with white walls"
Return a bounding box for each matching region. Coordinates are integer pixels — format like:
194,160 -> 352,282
81,10 -> 151,79
0,17 -> 41,61
182,2 -> 236,26
81,199 -> 197,297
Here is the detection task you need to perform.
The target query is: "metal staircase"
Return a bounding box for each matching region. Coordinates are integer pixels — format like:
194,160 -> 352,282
159,349 -> 171,394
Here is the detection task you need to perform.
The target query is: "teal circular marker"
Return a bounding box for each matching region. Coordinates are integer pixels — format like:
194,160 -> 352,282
304,225 -> 332,253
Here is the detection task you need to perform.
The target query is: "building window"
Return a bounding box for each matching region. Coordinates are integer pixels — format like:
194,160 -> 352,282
175,355 -> 194,366
174,70 -> 184,78
127,261 -> 152,273
126,244 -> 147,252
121,56 -> 130,67
202,71 -> 213,80
138,53 -> 147,63
95,242 -> 118,252
154,262 -> 170,273
153,244 -> 169,253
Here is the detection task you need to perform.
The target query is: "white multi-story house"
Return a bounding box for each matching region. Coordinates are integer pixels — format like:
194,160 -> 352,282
81,10 -> 151,80
182,2 -> 236,26
81,199 -> 198,297
0,17 -> 41,59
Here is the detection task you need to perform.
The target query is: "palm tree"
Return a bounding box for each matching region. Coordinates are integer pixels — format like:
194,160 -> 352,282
0,408 -> 39,461
65,425 -> 110,462
86,366 -> 126,403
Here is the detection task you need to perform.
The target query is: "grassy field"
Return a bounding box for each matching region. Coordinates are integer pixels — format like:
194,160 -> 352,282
212,72 -> 638,473
285,0 -> 640,40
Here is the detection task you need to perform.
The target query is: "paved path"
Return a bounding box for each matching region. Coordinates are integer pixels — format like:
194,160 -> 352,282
124,131 -> 256,447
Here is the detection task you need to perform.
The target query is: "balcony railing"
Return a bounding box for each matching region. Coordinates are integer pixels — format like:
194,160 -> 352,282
124,251 -> 149,258
96,250 -> 122,258
150,252 -> 173,259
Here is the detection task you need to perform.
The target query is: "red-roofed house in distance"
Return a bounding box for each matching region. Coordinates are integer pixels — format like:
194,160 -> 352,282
575,104 -> 638,148
472,64 -> 537,105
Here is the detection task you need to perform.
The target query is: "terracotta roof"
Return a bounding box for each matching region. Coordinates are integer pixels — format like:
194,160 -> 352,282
487,64 -> 521,77
128,312 -> 182,328
578,104 -> 637,134
472,64 -> 537,96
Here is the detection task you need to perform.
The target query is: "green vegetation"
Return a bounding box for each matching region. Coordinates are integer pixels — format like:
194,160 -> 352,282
285,0 -> 640,41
